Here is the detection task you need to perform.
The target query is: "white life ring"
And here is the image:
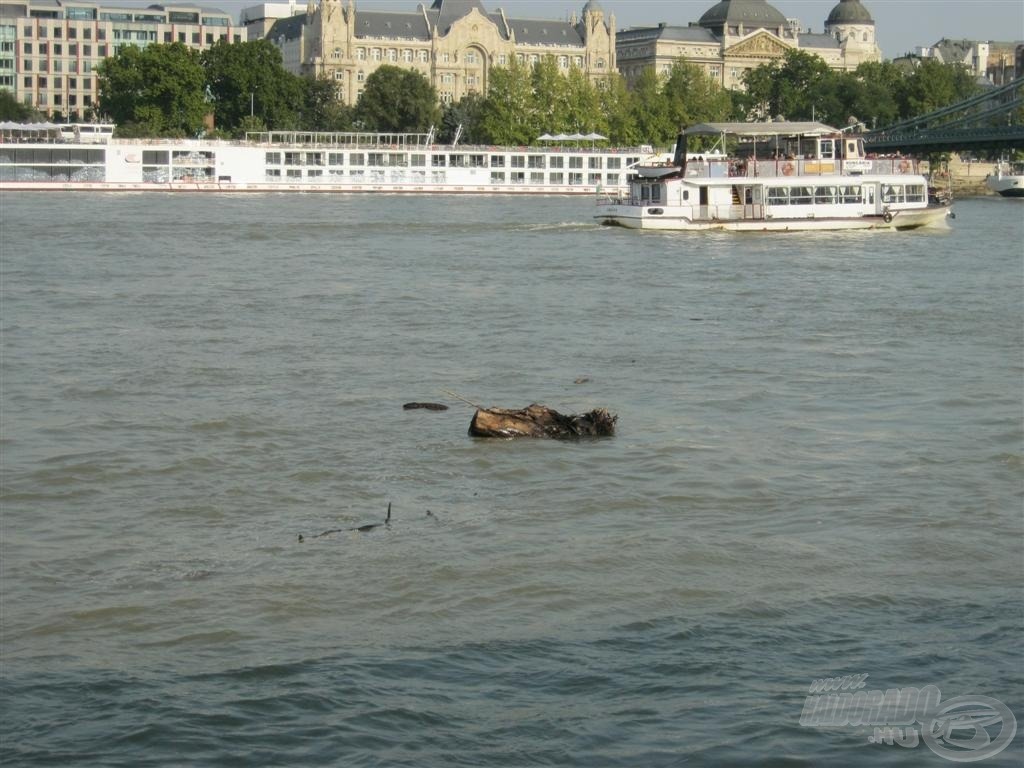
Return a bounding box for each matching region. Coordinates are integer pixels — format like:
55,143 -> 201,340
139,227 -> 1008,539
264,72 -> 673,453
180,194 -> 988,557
883,211 -> 893,224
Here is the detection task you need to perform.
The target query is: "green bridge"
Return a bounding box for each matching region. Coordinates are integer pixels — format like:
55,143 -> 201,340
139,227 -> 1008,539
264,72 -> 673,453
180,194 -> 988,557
865,76 -> 1024,154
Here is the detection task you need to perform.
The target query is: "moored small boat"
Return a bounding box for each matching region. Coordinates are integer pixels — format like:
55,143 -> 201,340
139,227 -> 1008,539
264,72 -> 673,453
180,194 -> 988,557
985,160 -> 1024,198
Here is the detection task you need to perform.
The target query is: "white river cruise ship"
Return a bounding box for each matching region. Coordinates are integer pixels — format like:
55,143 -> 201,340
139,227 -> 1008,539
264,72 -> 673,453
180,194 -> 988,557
0,123 -> 668,195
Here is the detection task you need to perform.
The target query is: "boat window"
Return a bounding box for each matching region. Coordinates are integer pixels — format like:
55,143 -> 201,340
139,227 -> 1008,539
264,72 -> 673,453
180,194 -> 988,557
682,190 -> 689,201
144,150 -> 169,164
650,184 -> 661,203
528,155 -> 545,169
389,153 -> 408,167
568,172 -> 583,186
588,157 -> 602,170
449,154 -> 469,168
490,171 -> 505,184
569,157 -> 583,169
790,186 -> 813,205
607,157 -> 621,170
549,172 -> 564,184
549,156 -> 563,169
328,153 -> 344,166
510,171 -> 525,184
368,152 -> 385,166
881,184 -> 902,203
490,155 -> 505,168
813,186 -> 836,204
767,187 -> 788,205
640,185 -> 650,202
605,174 -> 619,186
510,156 -> 525,168
350,153 -> 365,166
431,155 -> 445,167
905,184 -> 925,203
283,151 -> 301,166
469,154 -> 486,167
410,154 -> 426,167
306,152 -> 324,166
839,185 -> 861,203
819,139 -> 834,160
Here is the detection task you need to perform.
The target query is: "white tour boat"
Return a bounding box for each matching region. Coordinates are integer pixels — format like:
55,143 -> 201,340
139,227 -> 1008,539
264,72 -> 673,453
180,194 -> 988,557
595,122 -> 953,232
984,160 -> 1024,198
0,122 -> 667,196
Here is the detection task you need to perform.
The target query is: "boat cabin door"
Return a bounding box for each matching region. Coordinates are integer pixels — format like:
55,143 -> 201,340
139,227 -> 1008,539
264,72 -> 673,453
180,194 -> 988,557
742,186 -> 763,219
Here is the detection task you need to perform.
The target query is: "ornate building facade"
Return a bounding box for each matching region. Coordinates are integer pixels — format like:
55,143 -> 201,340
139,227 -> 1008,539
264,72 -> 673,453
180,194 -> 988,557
263,0 -> 616,106
617,0 -> 881,91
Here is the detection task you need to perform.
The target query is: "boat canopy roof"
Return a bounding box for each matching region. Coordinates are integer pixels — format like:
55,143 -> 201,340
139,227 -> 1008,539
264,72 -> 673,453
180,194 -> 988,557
683,122 -> 840,138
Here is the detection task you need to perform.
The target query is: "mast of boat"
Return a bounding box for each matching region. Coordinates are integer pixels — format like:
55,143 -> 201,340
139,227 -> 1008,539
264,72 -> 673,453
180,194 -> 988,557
452,123 -> 463,147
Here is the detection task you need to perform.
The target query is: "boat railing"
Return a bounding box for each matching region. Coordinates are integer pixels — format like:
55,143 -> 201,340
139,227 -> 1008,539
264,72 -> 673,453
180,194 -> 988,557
675,156 -> 922,179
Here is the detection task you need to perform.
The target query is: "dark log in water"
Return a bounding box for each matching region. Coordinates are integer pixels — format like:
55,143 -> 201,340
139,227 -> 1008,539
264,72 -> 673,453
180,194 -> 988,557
469,403 -> 617,439
403,402 -> 449,411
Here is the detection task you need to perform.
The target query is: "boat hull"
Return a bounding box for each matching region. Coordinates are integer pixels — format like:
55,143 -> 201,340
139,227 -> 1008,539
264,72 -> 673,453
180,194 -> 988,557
0,180 -> 610,195
596,204 -> 952,232
985,177 -> 1024,197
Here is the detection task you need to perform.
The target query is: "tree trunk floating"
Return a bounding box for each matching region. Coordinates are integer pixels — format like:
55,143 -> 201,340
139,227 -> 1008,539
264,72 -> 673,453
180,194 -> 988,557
469,403 -> 617,439
403,402 -> 449,411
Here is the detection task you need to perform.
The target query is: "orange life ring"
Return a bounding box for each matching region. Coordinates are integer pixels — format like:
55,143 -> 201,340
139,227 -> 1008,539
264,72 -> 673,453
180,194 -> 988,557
782,161 -> 794,176
898,158 -> 910,173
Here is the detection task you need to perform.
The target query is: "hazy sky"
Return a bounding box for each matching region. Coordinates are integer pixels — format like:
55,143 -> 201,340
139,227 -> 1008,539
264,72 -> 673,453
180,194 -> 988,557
234,0 -> 1023,58
115,0 -> 1023,59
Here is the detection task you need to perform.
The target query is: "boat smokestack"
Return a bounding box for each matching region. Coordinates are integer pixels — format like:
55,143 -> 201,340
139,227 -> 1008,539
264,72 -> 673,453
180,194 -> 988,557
672,129 -> 688,173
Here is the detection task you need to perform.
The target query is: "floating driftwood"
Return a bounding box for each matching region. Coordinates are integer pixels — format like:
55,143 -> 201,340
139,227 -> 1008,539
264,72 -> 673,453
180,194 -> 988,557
469,403 -> 617,440
403,402 -> 449,411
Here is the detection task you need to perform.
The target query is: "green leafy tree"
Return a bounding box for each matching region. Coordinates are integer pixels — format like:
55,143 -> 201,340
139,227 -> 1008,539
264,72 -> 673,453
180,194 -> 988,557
530,57 -> 571,133
477,58 -> 535,144
439,92 -> 486,144
96,43 -> 207,136
202,39 -> 305,135
663,59 -> 732,128
900,58 -> 978,118
597,75 -> 639,145
844,61 -> 904,128
743,49 -> 836,121
354,65 -> 440,132
564,66 -> 608,136
629,68 -> 674,146
0,90 -> 40,121
303,76 -> 354,132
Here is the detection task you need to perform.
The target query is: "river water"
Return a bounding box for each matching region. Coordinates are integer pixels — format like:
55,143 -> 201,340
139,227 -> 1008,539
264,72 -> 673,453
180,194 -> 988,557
1,192 -> 1021,766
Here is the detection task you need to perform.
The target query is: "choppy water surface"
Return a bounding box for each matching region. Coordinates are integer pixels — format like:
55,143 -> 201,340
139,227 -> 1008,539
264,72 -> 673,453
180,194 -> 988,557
1,193 -> 1022,765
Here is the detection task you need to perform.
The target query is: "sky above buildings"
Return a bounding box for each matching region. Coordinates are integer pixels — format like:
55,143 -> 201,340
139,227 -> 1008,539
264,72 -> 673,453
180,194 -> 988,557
116,0 -> 1024,59
344,0 -> 1023,58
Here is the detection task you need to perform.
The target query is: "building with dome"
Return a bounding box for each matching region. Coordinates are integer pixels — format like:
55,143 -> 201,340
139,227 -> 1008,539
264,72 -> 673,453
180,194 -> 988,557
260,0 -> 616,106
617,0 -> 881,90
